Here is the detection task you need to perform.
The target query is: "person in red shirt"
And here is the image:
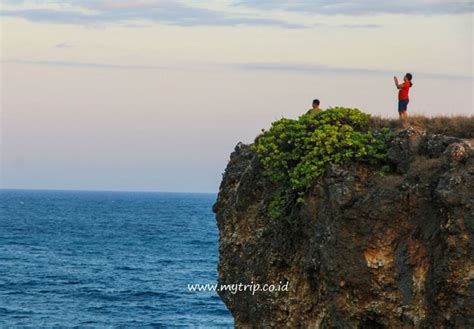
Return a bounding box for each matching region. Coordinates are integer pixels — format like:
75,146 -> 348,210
393,73 -> 413,119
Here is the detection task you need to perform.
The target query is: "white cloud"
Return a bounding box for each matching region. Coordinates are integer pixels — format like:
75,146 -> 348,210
5,0 -> 467,28
235,0 -> 472,15
0,0 -> 309,28
55,42 -> 73,48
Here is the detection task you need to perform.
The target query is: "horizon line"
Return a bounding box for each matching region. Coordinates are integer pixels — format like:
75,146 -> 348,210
0,187 -> 218,195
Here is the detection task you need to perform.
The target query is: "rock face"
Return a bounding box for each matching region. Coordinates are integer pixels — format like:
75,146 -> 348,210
213,128 -> 473,328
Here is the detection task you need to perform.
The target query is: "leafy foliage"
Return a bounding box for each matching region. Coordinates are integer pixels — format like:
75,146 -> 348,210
252,107 -> 392,210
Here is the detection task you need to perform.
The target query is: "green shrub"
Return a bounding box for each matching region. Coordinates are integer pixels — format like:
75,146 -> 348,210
252,107 -> 392,212
268,189 -> 286,220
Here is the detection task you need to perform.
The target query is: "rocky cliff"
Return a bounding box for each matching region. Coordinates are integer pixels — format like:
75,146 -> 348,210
213,126 -> 473,328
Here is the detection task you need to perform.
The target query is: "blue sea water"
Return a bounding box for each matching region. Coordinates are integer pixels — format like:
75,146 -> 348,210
0,189 -> 233,328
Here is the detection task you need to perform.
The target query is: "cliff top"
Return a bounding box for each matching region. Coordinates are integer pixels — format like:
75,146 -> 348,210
250,108 -> 473,217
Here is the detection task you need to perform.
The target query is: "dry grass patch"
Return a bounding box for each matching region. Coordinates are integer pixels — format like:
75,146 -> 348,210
369,115 -> 474,139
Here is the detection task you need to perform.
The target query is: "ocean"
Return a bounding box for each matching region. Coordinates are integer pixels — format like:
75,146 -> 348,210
0,189 -> 233,327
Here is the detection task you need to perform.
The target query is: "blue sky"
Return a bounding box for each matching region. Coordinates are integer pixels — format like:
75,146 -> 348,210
1,0 -> 472,192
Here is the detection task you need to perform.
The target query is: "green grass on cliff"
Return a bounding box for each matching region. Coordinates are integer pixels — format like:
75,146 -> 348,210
252,107 -> 392,215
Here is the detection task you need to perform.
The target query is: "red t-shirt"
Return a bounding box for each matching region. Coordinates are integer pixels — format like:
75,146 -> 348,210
398,81 -> 410,100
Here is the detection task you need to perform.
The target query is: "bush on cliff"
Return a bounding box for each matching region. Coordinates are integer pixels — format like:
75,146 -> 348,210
252,107 -> 392,211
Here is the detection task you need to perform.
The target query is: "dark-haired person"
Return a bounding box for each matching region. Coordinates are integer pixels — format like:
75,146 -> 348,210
306,99 -> 321,115
393,73 -> 413,119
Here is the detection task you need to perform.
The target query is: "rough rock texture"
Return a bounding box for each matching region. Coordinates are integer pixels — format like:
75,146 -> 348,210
213,128 -> 473,328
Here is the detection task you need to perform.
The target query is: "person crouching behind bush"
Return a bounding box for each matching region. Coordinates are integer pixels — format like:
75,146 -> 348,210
306,99 -> 321,115
394,73 -> 413,119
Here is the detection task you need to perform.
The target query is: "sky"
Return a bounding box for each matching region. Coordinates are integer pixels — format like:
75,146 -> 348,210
1,0 -> 473,193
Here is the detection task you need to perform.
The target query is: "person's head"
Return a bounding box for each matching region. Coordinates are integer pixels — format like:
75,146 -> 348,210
312,99 -> 320,109
404,73 -> 413,86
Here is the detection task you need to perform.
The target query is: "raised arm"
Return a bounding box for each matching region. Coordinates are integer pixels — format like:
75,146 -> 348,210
393,76 -> 403,89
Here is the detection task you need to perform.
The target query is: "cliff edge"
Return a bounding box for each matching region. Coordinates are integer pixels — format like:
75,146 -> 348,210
213,111 -> 473,328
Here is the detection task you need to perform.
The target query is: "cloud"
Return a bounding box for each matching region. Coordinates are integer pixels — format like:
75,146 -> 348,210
235,0 -> 472,15
1,9 -> 92,24
3,1 -> 469,29
233,62 -> 473,80
55,42 -> 73,48
0,0 -> 308,28
4,59 -> 471,80
235,62 -> 385,75
3,59 -> 172,70
339,24 -> 381,29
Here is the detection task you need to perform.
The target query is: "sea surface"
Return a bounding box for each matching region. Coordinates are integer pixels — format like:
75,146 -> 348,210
0,189 -> 233,327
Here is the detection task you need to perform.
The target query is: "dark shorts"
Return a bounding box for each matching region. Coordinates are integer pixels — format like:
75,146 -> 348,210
398,99 -> 409,113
